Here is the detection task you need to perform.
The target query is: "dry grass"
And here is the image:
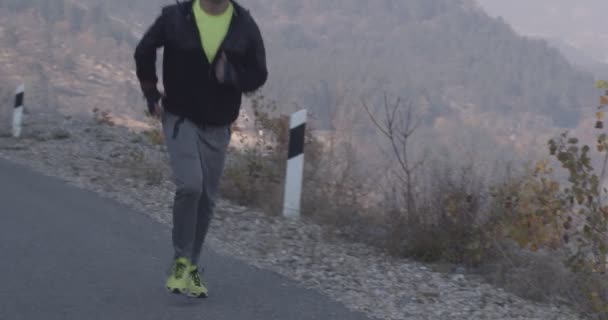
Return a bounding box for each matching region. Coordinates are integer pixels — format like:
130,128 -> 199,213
218,136 -> 606,316
199,94 -> 608,318
115,149 -> 167,186
221,146 -> 285,214
142,128 -> 164,145
92,107 -> 115,126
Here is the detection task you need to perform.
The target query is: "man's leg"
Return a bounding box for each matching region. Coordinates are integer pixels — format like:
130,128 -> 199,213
184,125 -> 230,298
161,112 -> 204,261
191,125 -> 231,265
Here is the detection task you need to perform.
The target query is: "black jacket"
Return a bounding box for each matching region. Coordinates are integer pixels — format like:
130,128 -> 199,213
134,1 -> 268,126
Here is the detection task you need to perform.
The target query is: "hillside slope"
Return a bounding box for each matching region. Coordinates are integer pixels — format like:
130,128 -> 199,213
0,0 -> 143,123
0,0 -> 598,147
478,0 -> 608,64
237,0 -> 596,157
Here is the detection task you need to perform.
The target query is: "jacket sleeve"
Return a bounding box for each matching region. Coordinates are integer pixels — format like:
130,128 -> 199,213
232,17 -> 268,93
134,12 -> 166,106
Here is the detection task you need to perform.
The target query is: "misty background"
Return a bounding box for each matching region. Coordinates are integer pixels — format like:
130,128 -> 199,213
479,0 -> 608,69
0,0 -> 606,175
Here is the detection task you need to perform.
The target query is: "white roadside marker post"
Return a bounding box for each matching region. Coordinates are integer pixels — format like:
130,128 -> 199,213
12,84 -> 25,138
283,109 -> 307,219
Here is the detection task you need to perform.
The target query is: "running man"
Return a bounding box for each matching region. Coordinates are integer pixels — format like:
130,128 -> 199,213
134,0 -> 267,298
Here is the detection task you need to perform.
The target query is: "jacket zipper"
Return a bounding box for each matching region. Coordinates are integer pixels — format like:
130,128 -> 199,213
215,9 -> 238,64
210,7 -> 239,80
185,1 -> 239,80
182,3 -> 210,79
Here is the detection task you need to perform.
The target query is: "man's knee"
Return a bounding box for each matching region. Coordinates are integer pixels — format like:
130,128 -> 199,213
177,182 -> 203,198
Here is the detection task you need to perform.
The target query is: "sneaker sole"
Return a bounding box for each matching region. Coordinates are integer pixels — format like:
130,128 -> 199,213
167,287 -> 187,295
187,292 -> 208,299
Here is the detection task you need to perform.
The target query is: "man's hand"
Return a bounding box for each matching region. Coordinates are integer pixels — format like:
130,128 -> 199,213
151,102 -> 163,119
216,52 -> 227,83
146,96 -> 164,119
215,52 -> 237,85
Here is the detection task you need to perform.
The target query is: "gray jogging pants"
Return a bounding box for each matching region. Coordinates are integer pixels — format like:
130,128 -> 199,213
161,111 -> 231,265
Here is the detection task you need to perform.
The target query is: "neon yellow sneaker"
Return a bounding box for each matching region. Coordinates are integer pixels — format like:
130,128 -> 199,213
186,265 -> 209,298
166,257 -> 190,294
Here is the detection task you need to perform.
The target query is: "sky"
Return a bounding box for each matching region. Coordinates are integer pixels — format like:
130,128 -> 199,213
477,0 -> 608,64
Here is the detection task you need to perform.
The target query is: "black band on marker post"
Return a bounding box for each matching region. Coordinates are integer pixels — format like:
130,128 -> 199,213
288,123 -> 306,159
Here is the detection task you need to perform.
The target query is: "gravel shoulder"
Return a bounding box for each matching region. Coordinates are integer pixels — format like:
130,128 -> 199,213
0,114 -> 586,320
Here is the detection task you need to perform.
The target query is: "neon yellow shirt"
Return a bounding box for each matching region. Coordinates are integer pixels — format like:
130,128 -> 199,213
193,0 -> 234,63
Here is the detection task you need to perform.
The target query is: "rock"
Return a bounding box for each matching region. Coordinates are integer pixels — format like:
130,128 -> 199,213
419,285 -> 441,298
0,143 -> 26,150
51,129 -> 71,140
451,274 -> 466,282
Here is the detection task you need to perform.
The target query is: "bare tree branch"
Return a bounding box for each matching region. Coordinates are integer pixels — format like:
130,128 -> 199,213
362,98 -> 391,138
363,94 -> 426,216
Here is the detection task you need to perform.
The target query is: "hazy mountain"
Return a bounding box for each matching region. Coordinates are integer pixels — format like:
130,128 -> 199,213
137,1 -> 596,131
0,0 -> 598,149
545,38 -> 608,79
0,0 -> 142,122
477,0 -> 608,66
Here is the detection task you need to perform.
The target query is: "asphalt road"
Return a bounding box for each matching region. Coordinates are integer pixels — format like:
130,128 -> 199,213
0,159 -> 370,320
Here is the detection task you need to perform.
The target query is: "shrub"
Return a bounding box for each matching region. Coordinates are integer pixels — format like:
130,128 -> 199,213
221,95 -> 289,213
486,82 -> 608,316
